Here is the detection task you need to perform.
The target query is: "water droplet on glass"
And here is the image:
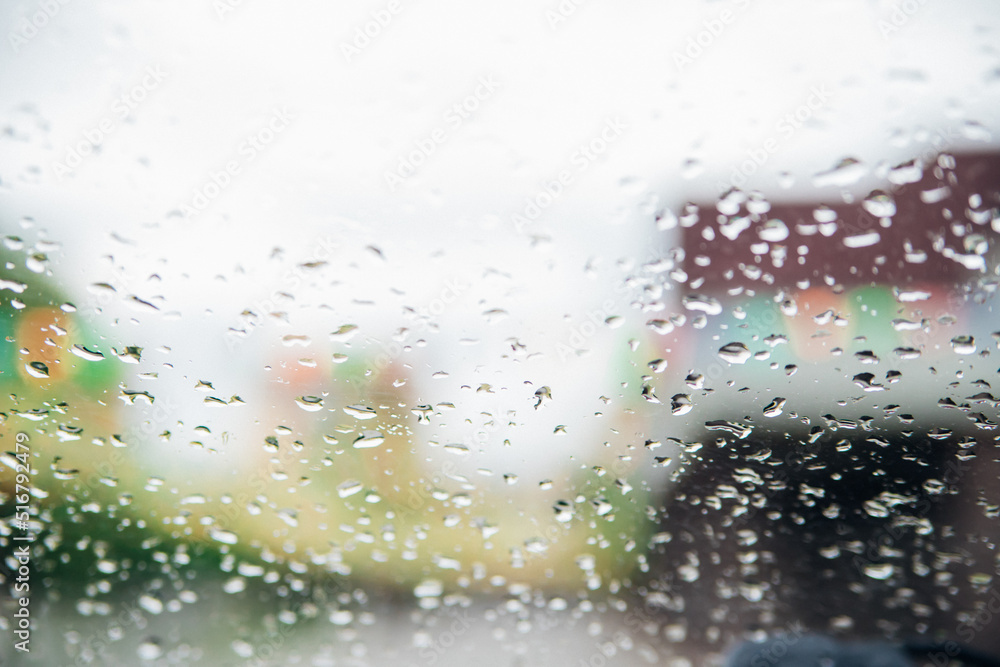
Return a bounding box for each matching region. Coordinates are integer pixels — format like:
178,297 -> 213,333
210,528 -> 239,545
863,563 -> 895,580
138,638 -> 163,661
718,342 -> 751,364
414,579 -> 443,598
553,500 -> 575,523
683,294 -> 723,316
223,577 -> 247,594
763,397 -> 786,418
853,373 -> 885,392
337,480 -> 364,498
24,361 -> 49,378
139,594 -> 164,615
533,386 -> 552,409
344,404 -> 377,420
813,157 -> 867,187
353,431 -> 385,449
671,394 -> 692,416
862,190 -> 897,218
951,336 -> 976,355
295,395 -> 324,412
330,324 -> 359,340
70,344 -> 105,361
758,219 -> 789,242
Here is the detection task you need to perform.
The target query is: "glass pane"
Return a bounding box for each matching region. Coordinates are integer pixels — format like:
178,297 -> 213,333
1,1 -> 998,665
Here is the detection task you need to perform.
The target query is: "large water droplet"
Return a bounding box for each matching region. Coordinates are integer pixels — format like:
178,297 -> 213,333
337,480 -> 364,498
295,395 -> 324,412
718,342 -> 751,364
344,404 -> 377,420
863,563 -> 895,580
138,638 -> 164,661
762,397 -> 786,417
353,431 -> 385,449
951,336 -> 976,355
24,361 -> 49,378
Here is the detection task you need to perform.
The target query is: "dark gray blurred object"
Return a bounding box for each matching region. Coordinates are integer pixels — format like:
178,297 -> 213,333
726,635 -> 1000,667
725,634 -> 912,667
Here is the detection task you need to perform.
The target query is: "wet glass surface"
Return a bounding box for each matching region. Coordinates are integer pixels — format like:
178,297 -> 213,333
1,1 -> 999,665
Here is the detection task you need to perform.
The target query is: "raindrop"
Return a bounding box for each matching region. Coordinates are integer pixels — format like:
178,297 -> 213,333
758,219 -> 789,242
718,342 -> 751,364
813,157 -> 867,187
762,397 -> 786,418
894,289 -> 931,303
345,404 -> 377,420
210,528 -> 238,545
411,405 -> 433,423
353,431 -> 385,449
964,234 -> 989,256
854,350 -> 879,364
853,373 -> 885,391
863,563 -> 895,580
139,595 -> 164,615
223,577 -> 247,594
683,294 -> 723,316
647,319 -> 675,335
138,639 -> 163,661
951,336 -> 976,355
295,395 -> 324,412
483,308 -> 509,324
71,345 -> 105,361
533,386 -> 552,409
24,361 -> 49,378
115,346 -> 143,363
671,394 -> 692,416
843,231 -> 881,248
337,480 -> 364,498
120,390 -> 155,405
329,609 -> 354,625
330,324 -> 359,340
685,373 -> 705,389
862,191 -> 897,218
414,579 -> 443,598
553,500 -> 575,523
